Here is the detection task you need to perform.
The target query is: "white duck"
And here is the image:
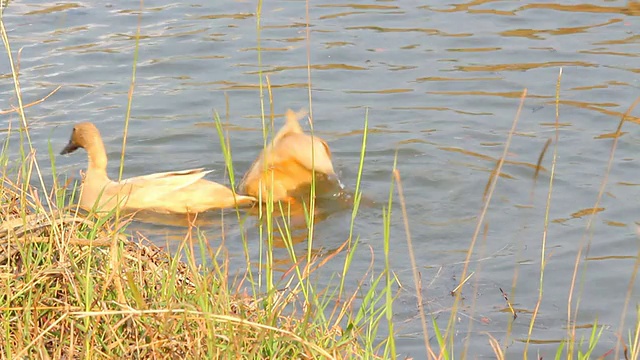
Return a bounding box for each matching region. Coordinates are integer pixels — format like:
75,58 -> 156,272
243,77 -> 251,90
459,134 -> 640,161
61,122 -> 255,214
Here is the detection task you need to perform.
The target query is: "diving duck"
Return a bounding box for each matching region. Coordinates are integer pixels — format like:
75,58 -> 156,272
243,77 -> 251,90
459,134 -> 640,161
239,109 -> 337,202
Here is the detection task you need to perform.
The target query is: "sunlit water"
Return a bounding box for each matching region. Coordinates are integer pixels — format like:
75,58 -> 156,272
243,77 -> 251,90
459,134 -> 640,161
1,0 -> 640,358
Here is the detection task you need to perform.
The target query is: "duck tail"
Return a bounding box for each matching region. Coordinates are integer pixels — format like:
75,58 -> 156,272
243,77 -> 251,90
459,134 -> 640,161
285,108 -> 308,129
234,194 -> 257,206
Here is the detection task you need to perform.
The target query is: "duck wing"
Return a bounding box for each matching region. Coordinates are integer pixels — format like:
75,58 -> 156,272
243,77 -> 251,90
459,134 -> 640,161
275,134 -> 335,175
118,168 -> 212,203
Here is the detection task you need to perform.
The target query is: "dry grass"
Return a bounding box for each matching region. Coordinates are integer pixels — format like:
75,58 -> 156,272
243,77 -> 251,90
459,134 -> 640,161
0,169 -> 374,359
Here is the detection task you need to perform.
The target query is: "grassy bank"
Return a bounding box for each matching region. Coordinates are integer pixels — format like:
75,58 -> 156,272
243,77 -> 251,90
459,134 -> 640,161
0,170 -> 389,358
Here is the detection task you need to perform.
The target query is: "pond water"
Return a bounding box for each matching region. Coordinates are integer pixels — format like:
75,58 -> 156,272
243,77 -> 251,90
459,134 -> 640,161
1,0 -> 640,358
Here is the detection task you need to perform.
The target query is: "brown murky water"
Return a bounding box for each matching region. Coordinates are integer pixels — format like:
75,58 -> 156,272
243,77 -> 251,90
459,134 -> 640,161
2,1 -> 640,358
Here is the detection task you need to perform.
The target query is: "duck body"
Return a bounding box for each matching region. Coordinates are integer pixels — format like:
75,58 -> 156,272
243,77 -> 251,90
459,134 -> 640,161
239,109 -> 337,202
61,122 -> 255,214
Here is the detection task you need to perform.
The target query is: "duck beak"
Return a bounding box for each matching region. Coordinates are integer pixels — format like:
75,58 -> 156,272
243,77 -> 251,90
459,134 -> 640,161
60,140 -> 79,155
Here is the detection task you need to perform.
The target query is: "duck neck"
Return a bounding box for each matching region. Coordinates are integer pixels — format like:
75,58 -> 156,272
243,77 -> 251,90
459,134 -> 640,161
85,138 -> 109,180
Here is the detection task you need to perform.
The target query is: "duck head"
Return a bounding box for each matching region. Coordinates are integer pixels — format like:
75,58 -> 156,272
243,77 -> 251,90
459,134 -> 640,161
60,122 -> 102,155
60,122 -> 109,174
